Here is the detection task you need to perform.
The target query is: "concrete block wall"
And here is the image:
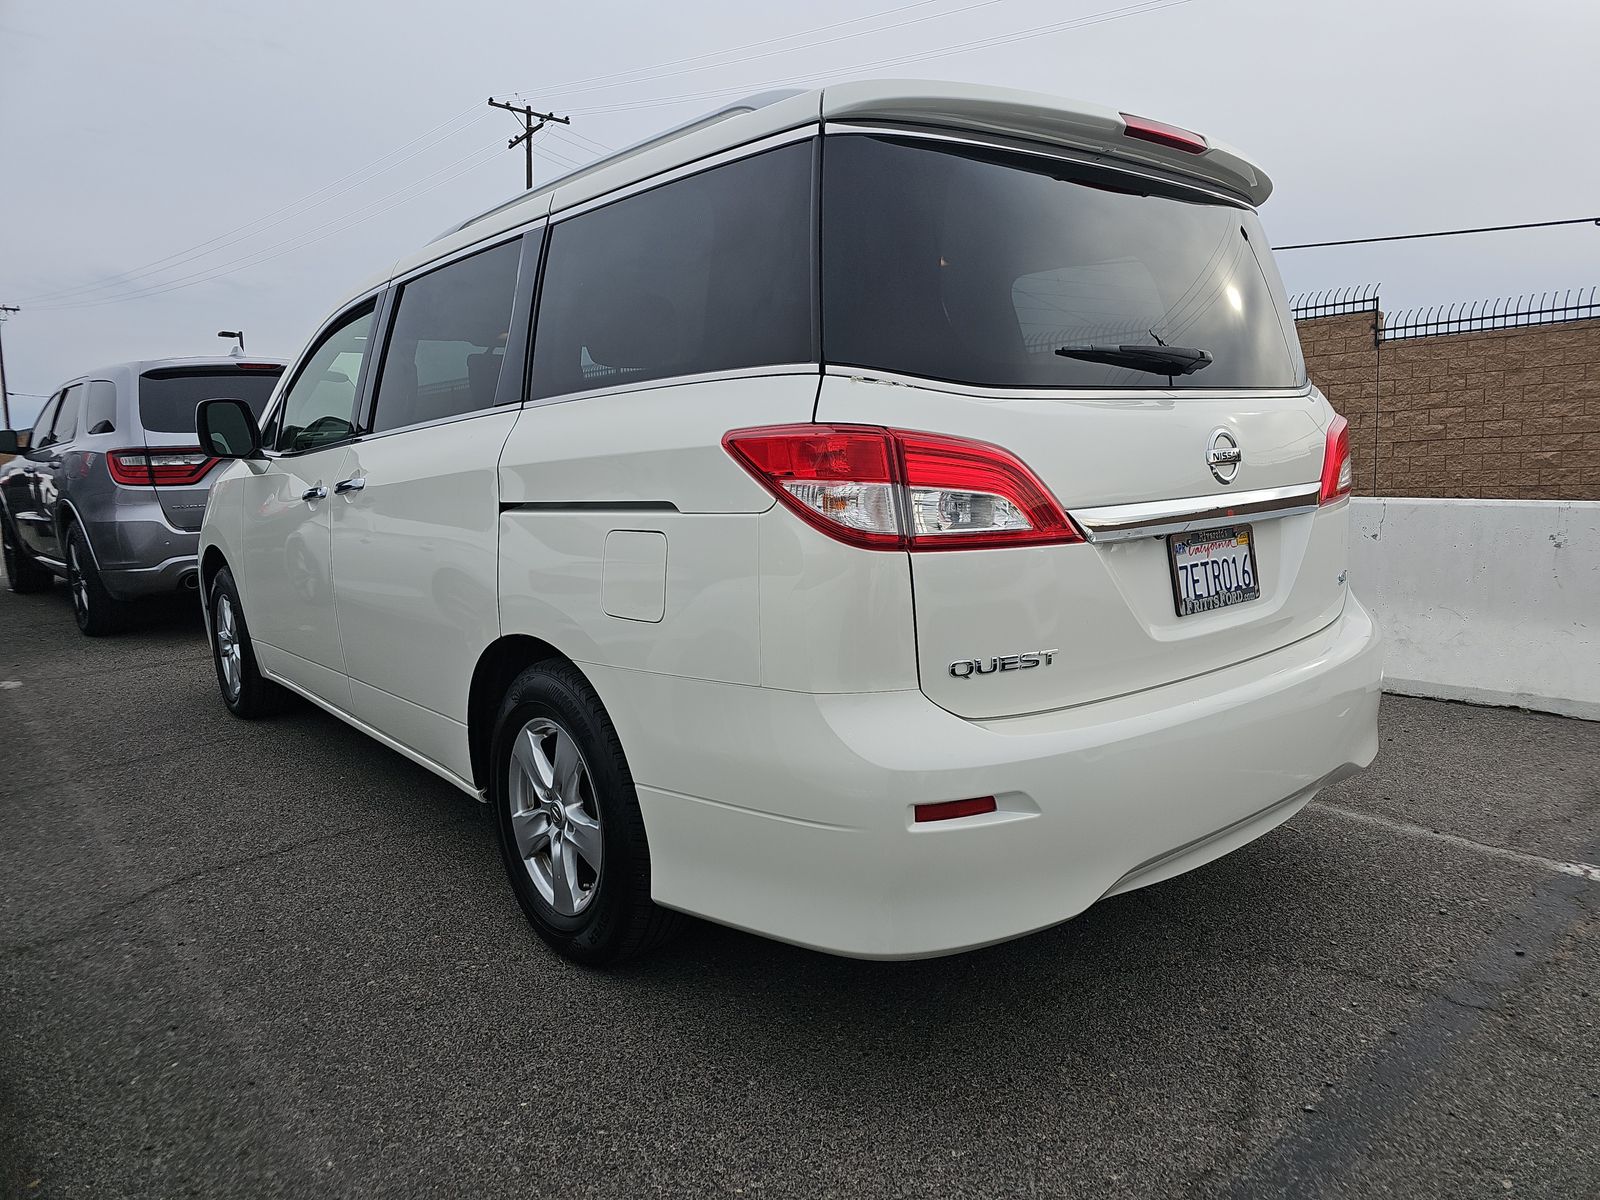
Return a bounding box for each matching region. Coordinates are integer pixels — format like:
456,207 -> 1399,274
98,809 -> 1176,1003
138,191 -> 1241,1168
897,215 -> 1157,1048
1295,310 -> 1600,501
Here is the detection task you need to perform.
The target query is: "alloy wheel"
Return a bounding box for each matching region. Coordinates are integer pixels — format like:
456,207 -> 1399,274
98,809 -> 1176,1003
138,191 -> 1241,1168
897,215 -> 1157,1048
67,542 -> 89,623
214,593 -> 243,701
507,717 -> 604,916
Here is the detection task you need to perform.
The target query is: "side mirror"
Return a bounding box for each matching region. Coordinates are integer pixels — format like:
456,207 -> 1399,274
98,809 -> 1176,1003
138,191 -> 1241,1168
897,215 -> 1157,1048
196,397 -> 264,460
0,430 -> 17,455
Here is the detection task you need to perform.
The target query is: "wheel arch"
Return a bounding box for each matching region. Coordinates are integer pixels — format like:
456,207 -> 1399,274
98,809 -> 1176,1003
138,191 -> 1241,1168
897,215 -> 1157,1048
56,499 -> 103,570
467,634 -> 583,793
200,543 -> 229,595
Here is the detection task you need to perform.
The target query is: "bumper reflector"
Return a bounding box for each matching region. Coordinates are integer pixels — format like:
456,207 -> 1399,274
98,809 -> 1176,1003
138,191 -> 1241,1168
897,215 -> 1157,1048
914,796 -> 998,823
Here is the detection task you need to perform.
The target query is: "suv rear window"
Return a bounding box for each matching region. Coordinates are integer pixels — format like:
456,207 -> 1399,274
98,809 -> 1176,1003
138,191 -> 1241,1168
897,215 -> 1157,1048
821,134 -> 1305,390
138,369 -> 282,433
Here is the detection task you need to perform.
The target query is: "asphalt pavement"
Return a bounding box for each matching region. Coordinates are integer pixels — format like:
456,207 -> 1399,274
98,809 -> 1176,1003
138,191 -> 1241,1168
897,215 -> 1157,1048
1,582 -> 1596,1199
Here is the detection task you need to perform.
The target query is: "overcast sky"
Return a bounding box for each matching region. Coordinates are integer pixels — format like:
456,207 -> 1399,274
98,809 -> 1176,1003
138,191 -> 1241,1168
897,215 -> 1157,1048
4,0 -> 1599,425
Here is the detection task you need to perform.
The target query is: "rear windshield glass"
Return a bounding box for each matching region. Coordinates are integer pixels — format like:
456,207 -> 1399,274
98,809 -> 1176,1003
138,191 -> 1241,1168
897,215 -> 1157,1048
138,369 -> 281,433
822,135 -> 1305,390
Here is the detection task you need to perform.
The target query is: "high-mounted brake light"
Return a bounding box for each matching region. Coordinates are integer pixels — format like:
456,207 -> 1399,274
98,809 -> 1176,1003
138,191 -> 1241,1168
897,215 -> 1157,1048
723,424 -> 1084,552
235,362 -> 283,371
107,448 -> 219,487
1120,112 -> 1208,155
1318,415 -> 1353,505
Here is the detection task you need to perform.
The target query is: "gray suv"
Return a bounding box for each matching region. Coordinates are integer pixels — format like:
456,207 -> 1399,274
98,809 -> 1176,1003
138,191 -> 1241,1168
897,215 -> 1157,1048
0,356 -> 285,634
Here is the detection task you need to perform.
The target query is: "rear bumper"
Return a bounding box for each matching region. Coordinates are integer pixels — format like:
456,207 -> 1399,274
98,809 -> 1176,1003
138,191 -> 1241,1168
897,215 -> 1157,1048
101,551 -> 200,598
85,516 -> 199,599
591,595 -> 1383,959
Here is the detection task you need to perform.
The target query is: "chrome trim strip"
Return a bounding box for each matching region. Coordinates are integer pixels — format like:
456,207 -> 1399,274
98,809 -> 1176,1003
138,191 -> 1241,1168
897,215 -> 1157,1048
1073,482 -> 1322,544
823,365 -> 1313,403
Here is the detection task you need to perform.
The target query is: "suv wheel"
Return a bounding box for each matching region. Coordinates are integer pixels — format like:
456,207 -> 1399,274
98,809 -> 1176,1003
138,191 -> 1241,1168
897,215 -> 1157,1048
207,566 -> 290,717
1,513 -> 52,594
492,661 -> 682,965
66,525 -> 126,636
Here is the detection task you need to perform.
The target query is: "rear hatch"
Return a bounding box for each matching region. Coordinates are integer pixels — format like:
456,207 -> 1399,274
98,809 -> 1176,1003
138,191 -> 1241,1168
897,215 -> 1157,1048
815,130 -> 1345,719
137,363 -> 283,529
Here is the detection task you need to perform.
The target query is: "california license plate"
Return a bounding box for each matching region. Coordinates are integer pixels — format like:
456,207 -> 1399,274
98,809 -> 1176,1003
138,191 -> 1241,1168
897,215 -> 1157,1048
1168,525 -> 1260,617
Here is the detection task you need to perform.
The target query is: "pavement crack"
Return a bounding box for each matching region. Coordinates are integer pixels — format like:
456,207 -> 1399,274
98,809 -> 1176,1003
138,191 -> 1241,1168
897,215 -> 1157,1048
0,818 -> 474,957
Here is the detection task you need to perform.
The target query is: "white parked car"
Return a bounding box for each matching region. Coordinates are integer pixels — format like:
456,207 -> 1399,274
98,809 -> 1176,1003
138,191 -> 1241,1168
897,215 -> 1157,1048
197,81 -> 1381,963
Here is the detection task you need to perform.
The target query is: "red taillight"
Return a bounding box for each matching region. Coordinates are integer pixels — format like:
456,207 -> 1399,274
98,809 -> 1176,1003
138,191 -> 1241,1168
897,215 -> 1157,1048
722,425 -> 1084,552
914,797 -> 998,823
107,448 -> 218,487
1120,112 -> 1208,154
1318,415 -> 1353,505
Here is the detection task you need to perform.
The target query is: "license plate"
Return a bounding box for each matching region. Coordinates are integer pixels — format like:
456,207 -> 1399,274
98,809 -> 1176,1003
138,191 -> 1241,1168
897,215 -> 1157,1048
1168,524 -> 1260,617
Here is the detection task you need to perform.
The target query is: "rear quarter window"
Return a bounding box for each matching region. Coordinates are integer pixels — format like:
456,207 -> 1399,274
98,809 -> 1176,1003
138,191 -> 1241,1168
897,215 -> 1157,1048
531,141 -> 815,399
84,380 -> 117,434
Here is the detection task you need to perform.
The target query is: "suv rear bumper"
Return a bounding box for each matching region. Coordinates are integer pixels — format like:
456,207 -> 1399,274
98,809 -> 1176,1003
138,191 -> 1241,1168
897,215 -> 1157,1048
589,595 -> 1383,959
85,515 -> 199,599
101,551 -> 200,598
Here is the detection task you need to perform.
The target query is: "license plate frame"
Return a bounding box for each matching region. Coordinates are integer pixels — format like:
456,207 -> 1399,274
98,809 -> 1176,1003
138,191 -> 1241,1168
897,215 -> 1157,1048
1167,524 -> 1261,617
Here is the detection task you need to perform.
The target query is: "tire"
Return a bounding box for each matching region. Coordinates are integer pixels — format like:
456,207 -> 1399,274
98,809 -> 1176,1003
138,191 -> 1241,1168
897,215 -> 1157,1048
207,566 -> 290,718
66,524 -> 127,636
492,660 -> 682,965
1,511 -> 52,594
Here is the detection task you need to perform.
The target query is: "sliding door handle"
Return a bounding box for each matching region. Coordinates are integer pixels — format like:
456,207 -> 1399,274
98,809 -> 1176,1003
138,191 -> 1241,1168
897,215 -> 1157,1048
333,476 -> 365,495
302,485 -> 327,502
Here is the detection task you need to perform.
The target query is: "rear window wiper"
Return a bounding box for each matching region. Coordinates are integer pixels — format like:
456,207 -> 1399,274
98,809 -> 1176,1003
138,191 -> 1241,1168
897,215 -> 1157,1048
1054,343 -> 1214,376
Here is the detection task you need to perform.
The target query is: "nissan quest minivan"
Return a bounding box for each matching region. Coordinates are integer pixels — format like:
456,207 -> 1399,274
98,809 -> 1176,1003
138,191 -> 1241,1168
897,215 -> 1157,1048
196,81 -> 1382,964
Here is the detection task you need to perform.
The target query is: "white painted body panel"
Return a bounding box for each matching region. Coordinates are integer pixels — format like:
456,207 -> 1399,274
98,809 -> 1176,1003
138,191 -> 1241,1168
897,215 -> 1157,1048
234,447 -> 351,705
592,597 -> 1379,958
814,373 -> 1347,717
331,409 -> 518,780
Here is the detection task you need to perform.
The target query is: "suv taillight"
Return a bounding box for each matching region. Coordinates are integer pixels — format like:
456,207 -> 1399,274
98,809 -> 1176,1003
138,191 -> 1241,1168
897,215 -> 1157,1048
722,425 -> 1084,551
1318,415 -> 1353,505
107,449 -> 218,487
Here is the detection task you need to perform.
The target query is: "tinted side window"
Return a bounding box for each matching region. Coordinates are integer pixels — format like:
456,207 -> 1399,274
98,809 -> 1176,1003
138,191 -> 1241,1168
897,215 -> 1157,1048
371,239 -> 521,434
44,384 -> 84,446
531,141 -> 814,399
85,380 -> 117,434
274,305 -> 375,453
29,394 -> 63,448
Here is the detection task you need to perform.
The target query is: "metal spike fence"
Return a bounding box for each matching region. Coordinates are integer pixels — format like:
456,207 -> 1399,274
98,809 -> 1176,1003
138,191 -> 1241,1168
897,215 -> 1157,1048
1381,287 -> 1600,341
1292,283 -> 1600,341
1289,283 -> 1381,321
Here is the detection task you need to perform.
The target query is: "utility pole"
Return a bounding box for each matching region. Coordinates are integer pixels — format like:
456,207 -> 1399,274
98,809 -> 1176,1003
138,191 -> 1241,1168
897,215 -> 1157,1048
0,306 -> 18,431
487,97 -> 570,191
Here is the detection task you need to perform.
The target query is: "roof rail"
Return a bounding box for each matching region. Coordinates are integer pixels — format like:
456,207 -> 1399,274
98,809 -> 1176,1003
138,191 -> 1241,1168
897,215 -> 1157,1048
436,89 -> 807,242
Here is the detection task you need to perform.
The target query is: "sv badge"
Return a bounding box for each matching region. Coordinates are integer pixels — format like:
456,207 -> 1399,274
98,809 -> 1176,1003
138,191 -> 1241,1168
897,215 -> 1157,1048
949,649 -> 1059,679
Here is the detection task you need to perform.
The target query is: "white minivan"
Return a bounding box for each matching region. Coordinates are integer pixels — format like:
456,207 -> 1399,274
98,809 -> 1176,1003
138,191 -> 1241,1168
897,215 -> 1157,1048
197,81 -> 1382,964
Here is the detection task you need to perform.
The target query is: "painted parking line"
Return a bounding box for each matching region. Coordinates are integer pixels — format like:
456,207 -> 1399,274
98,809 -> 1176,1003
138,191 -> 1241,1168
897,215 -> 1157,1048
1312,800 -> 1600,883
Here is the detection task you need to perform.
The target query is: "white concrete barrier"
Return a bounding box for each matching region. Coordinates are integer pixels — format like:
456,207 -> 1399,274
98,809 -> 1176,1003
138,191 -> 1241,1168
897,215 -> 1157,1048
1349,498 -> 1600,720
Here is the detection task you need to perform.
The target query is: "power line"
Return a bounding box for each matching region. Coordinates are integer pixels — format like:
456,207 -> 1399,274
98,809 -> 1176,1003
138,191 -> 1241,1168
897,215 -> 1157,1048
523,0 -> 1012,106
516,0 -> 973,101
559,0 -> 1196,116
1273,216 -> 1600,251
19,106 -> 490,306
553,126 -> 615,154
32,143 -> 505,311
